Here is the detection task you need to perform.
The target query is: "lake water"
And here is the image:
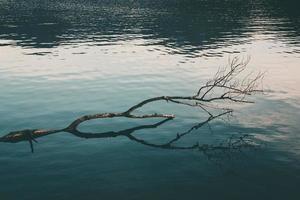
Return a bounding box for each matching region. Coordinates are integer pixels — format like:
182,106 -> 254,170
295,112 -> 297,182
0,0 -> 300,199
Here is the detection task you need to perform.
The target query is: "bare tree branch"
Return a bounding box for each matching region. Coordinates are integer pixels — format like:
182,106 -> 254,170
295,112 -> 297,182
0,57 -> 263,153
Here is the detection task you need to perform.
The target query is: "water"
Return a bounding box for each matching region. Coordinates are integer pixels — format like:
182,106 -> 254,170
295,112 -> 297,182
0,0 -> 300,199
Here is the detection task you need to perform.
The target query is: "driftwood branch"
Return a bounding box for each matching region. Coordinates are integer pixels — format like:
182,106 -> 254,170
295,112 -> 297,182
0,57 -> 263,153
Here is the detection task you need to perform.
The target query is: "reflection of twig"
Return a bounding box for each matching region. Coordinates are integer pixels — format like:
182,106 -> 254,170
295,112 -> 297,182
202,134 -> 260,169
0,57 -> 263,153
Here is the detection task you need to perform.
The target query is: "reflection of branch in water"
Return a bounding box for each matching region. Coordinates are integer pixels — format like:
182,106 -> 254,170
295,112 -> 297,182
0,110 -> 256,154
0,58 -> 263,153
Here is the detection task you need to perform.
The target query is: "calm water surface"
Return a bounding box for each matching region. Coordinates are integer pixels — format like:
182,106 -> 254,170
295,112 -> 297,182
0,0 -> 300,199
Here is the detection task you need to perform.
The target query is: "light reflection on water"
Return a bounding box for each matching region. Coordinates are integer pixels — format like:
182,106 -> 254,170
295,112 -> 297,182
0,0 -> 300,199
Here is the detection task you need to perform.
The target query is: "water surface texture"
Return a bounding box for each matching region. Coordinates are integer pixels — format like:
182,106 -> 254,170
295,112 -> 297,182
0,0 -> 300,199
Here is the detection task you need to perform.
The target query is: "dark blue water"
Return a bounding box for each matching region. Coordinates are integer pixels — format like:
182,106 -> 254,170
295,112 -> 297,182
0,0 -> 300,199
